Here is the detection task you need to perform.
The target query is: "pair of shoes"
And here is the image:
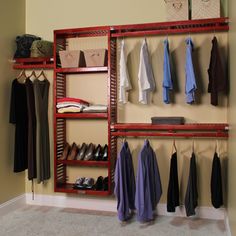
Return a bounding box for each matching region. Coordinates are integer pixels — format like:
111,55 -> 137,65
73,177 -> 95,190
94,176 -> 109,191
67,142 -> 78,160
94,144 -> 108,161
58,142 -> 70,160
76,143 -> 95,161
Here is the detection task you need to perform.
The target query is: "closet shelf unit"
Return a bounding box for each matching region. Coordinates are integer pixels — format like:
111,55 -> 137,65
54,26 -> 114,196
13,57 -> 54,69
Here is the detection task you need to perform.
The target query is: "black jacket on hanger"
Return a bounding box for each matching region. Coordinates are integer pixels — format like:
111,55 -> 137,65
208,36 -> 227,106
211,152 -> 223,208
185,152 -> 198,217
167,152 -> 180,212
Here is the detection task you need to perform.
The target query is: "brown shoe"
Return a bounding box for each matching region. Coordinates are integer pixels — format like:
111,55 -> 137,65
58,142 -> 70,160
67,142 -> 78,160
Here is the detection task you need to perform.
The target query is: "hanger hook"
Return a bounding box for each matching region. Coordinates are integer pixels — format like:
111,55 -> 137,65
192,139 -> 194,153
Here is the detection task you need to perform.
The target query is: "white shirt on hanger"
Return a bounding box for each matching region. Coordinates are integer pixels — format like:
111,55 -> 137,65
119,39 -> 132,104
138,39 -> 155,104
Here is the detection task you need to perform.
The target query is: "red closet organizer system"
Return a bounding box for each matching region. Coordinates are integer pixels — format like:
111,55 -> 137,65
13,17 -> 229,196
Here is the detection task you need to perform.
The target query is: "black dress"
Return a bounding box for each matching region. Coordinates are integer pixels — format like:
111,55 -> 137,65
10,79 -> 28,172
25,78 -> 37,180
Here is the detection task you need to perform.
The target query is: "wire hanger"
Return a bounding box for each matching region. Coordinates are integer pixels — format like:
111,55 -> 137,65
171,139 -> 177,155
36,70 -> 47,81
17,69 -> 27,83
29,70 -> 37,80
192,139 -> 195,153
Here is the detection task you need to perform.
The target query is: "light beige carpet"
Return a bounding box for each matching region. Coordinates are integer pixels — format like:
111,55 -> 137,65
0,205 -> 226,236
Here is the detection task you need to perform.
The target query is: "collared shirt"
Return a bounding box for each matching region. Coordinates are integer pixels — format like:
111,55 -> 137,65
138,39 -> 155,104
114,141 -> 135,221
119,39 -> 132,104
163,39 -> 173,104
135,140 -> 162,222
185,37 -> 197,104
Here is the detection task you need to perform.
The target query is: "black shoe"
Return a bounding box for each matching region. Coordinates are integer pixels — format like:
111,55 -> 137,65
94,144 -> 102,161
76,143 -> 87,160
95,176 -> 103,190
103,176 -> 109,191
84,143 -> 95,161
101,144 -> 108,161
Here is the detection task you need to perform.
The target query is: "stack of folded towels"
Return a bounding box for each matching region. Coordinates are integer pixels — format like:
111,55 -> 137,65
56,97 -> 108,113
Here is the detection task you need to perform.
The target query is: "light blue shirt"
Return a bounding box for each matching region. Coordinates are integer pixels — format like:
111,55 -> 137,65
163,39 -> 173,104
185,37 -> 197,104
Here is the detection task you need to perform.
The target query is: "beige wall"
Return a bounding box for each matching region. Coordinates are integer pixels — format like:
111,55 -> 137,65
228,0 -> 236,234
0,0 -> 26,204
25,0 -> 229,208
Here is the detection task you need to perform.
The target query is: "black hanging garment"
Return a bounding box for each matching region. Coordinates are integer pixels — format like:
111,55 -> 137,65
211,152 -> 223,208
25,78 -> 37,180
167,152 -> 179,212
208,36 -> 227,106
184,152 -> 198,217
9,79 -> 28,172
34,78 -> 50,183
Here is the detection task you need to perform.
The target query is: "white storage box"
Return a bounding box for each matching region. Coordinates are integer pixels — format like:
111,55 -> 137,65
165,0 -> 189,21
59,50 -> 81,68
83,49 -> 107,67
192,0 -> 220,20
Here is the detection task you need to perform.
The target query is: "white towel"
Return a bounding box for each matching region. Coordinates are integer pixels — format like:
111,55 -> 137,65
119,39 -> 132,104
138,39 -> 155,104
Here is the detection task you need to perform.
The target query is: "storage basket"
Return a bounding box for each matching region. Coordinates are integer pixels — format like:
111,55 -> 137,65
59,50 -> 81,68
165,0 -> 189,21
191,0 -> 220,19
83,49 -> 107,67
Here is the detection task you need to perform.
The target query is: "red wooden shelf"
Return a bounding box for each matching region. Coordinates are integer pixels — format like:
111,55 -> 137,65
55,67 -> 108,73
55,113 -> 108,119
57,159 -> 108,167
111,17 -> 229,38
13,57 -> 54,69
111,123 -> 229,138
55,183 -> 110,196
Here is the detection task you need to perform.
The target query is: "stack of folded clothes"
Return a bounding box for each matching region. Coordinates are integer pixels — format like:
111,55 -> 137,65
82,104 -> 107,113
56,97 -> 89,113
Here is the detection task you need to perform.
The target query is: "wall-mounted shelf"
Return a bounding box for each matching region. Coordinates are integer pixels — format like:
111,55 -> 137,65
111,123 -> 229,138
55,67 -> 108,74
55,113 -> 108,119
111,17 -> 229,37
57,159 -> 108,167
13,57 -> 54,69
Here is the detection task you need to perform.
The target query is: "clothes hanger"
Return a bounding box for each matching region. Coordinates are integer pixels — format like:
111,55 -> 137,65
171,139 -> 177,155
17,69 -> 27,83
192,139 -> 195,153
36,70 -> 47,81
29,70 -> 37,80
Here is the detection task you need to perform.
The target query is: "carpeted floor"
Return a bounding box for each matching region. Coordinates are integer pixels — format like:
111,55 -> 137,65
0,205 -> 226,236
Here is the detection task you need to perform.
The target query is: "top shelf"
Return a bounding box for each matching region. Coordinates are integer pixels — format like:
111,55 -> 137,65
111,17 -> 229,37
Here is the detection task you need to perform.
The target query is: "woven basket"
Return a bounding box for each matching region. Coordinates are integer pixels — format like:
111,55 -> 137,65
59,50 -> 81,68
83,49 -> 107,67
165,0 -> 189,21
192,0 -> 220,19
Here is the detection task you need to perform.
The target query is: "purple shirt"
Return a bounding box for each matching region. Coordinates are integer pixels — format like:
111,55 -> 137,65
135,140 -> 162,222
114,141 -> 135,221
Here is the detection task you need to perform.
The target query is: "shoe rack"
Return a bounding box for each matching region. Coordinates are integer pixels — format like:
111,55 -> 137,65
53,26 -> 115,196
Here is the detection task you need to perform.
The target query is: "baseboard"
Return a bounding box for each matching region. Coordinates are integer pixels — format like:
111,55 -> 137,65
224,214 -> 232,236
0,194 -> 26,217
26,193 -> 226,220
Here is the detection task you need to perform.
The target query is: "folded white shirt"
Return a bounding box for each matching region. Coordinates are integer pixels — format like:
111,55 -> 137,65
57,107 -> 82,113
83,105 -> 107,113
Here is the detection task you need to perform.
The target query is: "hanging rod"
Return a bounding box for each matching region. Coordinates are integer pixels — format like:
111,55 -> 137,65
111,131 -> 228,138
110,123 -> 228,138
110,17 -> 229,38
